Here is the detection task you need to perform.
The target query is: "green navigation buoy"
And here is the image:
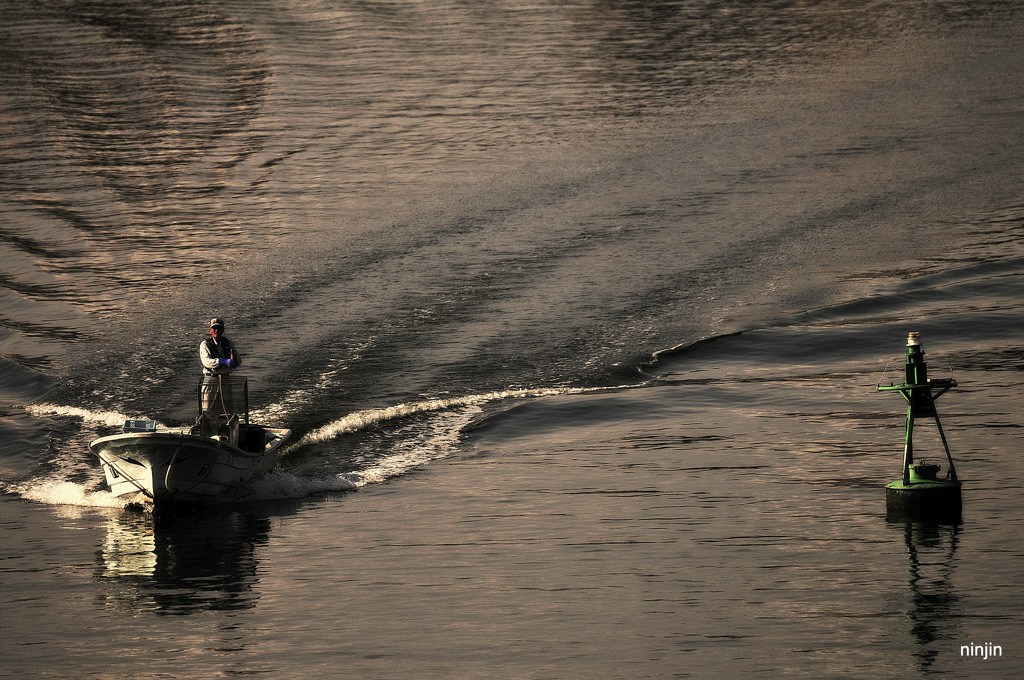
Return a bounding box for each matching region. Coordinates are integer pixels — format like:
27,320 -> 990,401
878,332 -> 962,521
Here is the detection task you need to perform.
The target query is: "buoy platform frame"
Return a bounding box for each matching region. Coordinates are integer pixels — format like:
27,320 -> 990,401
878,332 -> 962,520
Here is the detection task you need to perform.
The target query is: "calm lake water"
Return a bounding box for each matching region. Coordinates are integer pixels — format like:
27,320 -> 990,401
2,1 -> 1023,677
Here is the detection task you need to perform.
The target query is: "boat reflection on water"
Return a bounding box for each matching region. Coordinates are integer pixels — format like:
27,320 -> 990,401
96,509 -> 272,615
893,519 -> 963,671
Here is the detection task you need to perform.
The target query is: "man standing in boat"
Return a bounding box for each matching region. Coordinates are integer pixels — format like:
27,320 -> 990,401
200,318 -> 241,413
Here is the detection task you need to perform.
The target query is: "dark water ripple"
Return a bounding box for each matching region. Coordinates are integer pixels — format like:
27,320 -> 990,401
3,0 -> 1019,337
0,0 -> 270,319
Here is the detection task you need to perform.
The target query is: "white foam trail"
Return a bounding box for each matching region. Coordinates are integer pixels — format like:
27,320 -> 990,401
292,385 -> 608,450
8,471 -> 359,509
6,469 -> 360,509
10,479 -> 131,509
343,406 -> 479,487
25,403 -> 155,428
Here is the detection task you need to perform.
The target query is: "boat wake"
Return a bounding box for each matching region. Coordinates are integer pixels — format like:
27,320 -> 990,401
26,403 -> 161,429
290,385 -> 620,449
281,385 -> 630,487
15,384 -> 631,508
10,479 -> 129,509
7,470 -> 360,510
338,405 -> 480,487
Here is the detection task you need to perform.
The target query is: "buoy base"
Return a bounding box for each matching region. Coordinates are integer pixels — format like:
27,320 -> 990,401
885,479 -> 962,523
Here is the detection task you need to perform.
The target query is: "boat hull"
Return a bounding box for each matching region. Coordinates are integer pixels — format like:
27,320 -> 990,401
90,428 -> 290,505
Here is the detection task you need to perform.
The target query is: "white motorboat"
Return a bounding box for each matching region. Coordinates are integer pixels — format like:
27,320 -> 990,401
90,376 -> 290,507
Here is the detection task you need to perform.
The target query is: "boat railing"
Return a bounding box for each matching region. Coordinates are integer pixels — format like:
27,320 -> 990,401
198,375 -> 249,424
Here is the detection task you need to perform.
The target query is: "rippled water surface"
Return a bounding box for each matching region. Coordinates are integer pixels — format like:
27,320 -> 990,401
2,1 -> 1024,677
